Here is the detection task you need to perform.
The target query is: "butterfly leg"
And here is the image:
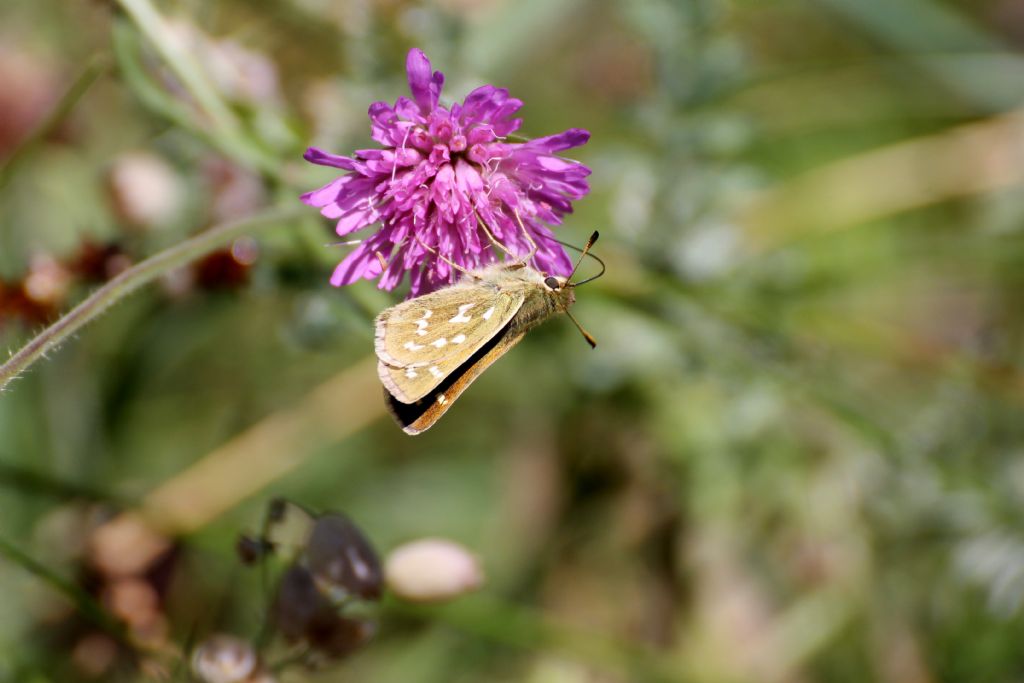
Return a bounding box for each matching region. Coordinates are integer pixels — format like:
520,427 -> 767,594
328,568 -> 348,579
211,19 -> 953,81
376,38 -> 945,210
474,209 -> 519,263
474,208 -> 538,270
512,208 -> 540,265
414,236 -> 482,281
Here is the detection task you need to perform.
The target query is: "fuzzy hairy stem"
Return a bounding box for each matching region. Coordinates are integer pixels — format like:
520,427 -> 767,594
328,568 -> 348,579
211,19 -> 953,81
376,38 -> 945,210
0,207 -> 302,392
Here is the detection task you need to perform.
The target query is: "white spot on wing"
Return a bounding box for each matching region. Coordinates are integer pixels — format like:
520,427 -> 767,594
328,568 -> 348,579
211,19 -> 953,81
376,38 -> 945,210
404,341 -> 425,351
429,366 -> 443,378
449,303 -> 475,323
431,337 -> 448,348
437,393 -> 447,405
404,368 -> 418,379
452,334 -> 466,344
482,306 -> 495,320
416,329 -> 427,336
421,310 -> 432,319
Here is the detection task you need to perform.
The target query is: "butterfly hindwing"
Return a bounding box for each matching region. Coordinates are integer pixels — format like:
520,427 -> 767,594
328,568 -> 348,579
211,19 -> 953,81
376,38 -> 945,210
384,321 -> 529,434
374,283 -> 525,404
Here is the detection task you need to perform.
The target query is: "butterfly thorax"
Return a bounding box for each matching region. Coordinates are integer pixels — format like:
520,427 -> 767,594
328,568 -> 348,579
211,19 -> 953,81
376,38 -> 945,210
470,264 -> 575,332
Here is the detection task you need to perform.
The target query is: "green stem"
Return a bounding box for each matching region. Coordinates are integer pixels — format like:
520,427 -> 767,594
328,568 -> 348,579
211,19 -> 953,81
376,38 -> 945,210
0,54 -> 110,191
0,459 -> 131,504
0,535 -> 125,639
0,207 -> 303,392
114,0 -> 279,176
116,0 -> 236,134
112,19 -> 201,136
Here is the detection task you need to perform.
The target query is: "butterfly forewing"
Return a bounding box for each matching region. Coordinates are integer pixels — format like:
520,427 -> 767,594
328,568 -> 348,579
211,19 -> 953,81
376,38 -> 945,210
374,283 -> 525,403
385,322 -> 530,434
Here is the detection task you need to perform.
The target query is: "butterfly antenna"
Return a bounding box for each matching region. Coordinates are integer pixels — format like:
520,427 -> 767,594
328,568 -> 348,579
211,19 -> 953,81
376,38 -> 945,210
567,231 -> 600,285
564,308 -> 597,348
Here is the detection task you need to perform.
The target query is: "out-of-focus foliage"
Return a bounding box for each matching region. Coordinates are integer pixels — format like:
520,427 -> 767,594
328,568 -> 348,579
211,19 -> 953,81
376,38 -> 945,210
2,0 -> 1024,681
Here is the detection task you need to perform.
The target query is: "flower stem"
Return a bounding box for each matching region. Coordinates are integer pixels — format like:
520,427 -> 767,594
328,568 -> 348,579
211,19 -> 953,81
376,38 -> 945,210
0,206 -> 303,392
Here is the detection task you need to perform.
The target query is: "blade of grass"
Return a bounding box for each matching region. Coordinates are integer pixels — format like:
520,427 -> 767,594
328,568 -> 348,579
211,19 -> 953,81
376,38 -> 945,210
741,110 -> 1024,248
0,54 -> 110,191
112,19 -> 206,139
0,535 -> 124,638
817,0 -> 1013,110
137,356 -> 383,535
0,459 -> 132,505
114,0 -> 279,176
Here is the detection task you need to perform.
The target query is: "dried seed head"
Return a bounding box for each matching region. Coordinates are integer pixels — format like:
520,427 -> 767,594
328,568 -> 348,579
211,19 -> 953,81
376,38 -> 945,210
192,634 -> 257,683
272,563 -> 378,660
235,534 -> 272,565
89,514 -> 171,578
305,513 -> 383,601
71,634 -> 118,679
103,577 -> 159,628
305,615 -> 376,660
273,564 -> 328,642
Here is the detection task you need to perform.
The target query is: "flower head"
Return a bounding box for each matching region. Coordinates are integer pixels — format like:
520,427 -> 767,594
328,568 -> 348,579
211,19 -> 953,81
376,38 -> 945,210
302,48 -> 590,297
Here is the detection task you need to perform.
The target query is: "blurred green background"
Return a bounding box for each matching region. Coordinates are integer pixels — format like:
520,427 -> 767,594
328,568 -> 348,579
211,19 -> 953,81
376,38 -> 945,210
3,0 -> 1024,681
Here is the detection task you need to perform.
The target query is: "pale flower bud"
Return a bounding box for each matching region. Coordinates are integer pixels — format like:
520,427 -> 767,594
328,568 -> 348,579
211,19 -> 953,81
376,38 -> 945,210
89,514 -> 171,578
384,538 -> 483,603
23,254 -> 70,307
192,635 -> 257,683
107,151 -> 184,229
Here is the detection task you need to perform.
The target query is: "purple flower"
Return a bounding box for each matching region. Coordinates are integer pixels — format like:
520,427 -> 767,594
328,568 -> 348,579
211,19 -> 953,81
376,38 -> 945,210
302,48 -> 590,297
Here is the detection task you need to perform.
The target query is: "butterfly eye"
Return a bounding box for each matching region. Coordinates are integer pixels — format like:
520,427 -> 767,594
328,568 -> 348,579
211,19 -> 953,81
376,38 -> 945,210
544,276 -> 560,290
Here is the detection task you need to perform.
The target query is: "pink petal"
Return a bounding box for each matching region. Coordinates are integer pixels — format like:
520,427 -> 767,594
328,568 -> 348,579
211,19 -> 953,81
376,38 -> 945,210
330,243 -> 384,286
300,176 -> 350,207
523,128 -> 590,153
406,48 -> 444,112
460,85 -> 503,121
303,147 -> 357,170
333,205 -> 379,235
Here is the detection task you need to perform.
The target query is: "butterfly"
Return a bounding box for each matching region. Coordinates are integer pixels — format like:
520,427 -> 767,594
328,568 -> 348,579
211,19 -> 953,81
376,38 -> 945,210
374,232 -> 602,434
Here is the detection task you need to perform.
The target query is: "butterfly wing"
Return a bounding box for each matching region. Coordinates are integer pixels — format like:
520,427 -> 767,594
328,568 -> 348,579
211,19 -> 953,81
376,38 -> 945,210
385,321 -> 528,434
374,284 -> 525,404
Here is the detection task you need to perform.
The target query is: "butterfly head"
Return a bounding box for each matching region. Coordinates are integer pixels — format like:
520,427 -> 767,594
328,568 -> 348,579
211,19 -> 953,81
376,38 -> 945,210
543,274 -> 576,306
543,231 -> 603,348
